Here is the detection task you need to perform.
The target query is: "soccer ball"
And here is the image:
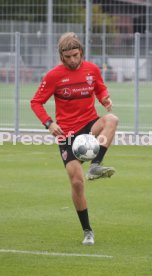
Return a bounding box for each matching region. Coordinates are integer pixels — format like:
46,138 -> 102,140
72,134 -> 100,162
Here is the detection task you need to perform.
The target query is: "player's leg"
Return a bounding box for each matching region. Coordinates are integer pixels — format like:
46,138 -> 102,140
66,160 -> 94,245
66,160 -> 86,210
91,113 -> 118,147
86,114 -> 118,180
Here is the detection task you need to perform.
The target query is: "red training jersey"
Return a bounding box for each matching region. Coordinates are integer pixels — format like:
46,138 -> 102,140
30,60 -> 109,136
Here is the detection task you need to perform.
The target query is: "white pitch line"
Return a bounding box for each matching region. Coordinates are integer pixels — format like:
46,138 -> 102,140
0,249 -> 113,259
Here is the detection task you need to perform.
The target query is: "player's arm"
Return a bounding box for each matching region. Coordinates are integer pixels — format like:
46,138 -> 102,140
48,121 -> 64,136
102,95 -> 112,112
30,73 -> 55,126
94,65 -> 113,111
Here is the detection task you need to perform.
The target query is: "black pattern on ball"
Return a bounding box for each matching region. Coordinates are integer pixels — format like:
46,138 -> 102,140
93,145 -> 100,155
78,145 -> 87,154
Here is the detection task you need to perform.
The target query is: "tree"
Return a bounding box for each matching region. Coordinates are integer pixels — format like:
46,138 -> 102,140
92,4 -> 118,33
53,0 -> 85,24
0,0 -> 47,22
0,0 -> 118,33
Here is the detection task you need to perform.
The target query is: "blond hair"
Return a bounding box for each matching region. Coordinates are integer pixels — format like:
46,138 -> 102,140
58,32 -> 84,58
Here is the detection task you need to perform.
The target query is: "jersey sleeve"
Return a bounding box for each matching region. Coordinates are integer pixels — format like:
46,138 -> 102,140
94,65 -> 109,104
30,72 -> 56,125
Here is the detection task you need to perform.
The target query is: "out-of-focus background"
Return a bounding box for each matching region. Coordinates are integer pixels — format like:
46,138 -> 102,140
0,0 -> 152,134
0,3 -> 152,276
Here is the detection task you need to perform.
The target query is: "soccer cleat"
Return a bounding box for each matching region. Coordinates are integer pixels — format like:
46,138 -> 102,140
82,230 -> 94,245
86,163 -> 115,180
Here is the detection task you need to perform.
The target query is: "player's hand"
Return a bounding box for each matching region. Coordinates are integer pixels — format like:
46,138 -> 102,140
102,95 -> 112,112
48,122 -> 64,136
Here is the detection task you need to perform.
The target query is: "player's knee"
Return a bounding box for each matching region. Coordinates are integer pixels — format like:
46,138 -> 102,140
71,177 -> 84,196
105,114 -> 119,127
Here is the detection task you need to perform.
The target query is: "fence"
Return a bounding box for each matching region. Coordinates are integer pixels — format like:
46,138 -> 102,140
0,0 -> 152,135
0,31 -> 151,135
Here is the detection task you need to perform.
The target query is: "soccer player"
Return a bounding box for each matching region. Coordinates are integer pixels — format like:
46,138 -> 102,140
31,32 -> 118,245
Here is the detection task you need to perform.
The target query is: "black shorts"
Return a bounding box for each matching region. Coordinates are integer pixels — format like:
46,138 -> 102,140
59,118 -> 99,167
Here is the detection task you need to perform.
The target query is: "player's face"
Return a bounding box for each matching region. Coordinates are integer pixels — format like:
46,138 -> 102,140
61,49 -> 82,70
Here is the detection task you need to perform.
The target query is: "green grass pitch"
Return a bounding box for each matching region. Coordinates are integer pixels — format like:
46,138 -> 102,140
0,143 -> 152,275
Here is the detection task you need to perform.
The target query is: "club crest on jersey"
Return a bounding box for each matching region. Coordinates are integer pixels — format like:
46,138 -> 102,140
62,150 -> 68,161
86,75 -> 93,85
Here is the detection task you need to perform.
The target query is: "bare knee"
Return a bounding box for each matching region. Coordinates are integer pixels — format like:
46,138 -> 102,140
71,176 -> 84,196
104,113 -> 119,127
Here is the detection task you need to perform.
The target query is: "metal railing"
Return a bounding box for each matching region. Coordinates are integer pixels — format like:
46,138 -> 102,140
0,31 -> 151,135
